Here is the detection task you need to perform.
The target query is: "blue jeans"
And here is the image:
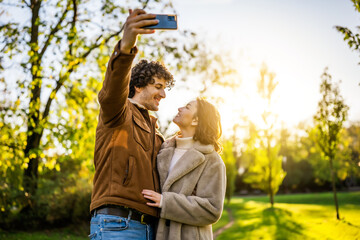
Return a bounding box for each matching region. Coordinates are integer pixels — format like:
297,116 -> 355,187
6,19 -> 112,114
89,210 -> 155,240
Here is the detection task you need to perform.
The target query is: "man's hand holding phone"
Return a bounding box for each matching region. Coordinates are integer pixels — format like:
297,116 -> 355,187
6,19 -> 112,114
120,9 -> 158,54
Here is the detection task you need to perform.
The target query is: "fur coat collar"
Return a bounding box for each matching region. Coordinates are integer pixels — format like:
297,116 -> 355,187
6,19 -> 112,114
157,136 -> 214,192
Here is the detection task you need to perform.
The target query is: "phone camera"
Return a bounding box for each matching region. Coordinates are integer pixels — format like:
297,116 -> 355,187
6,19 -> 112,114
168,16 -> 175,21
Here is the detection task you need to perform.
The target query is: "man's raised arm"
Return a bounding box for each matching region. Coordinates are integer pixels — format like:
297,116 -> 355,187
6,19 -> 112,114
98,9 -> 158,125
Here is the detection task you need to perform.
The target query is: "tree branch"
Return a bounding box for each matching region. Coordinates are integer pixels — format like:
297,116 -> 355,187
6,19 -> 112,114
42,71 -> 69,122
38,0 -> 71,61
142,0 -> 150,9
41,0 -> 153,124
69,0 -> 77,56
23,0 -> 31,8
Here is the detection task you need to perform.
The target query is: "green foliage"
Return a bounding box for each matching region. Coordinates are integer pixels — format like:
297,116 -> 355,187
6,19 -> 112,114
241,64 -> 286,205
344,122 -> 360,179
221,141 -> 237,204
243,140 -> 286,195
313,68 -> 349,219
335,0 -> 360,67
278,128 -> 315,191
0,0 -> 207,229
314,69 -> 349,160
304,126 -> 352,184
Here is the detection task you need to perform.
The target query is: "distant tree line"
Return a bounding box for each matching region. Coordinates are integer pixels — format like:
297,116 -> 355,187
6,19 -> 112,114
232,121 -> 360,194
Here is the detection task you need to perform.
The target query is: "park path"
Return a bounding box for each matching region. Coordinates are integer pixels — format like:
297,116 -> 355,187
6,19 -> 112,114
213,208 -> 235,240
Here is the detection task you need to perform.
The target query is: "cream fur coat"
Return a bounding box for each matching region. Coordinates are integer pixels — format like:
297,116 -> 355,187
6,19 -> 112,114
155,137 -> 226,240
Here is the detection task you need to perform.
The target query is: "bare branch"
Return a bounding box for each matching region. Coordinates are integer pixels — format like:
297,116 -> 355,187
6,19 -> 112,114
142,0 -> 150,9
38,1 -> 71,60
24,0 -> 31,8
42,70 -> 68,122
69,0 -> 77,56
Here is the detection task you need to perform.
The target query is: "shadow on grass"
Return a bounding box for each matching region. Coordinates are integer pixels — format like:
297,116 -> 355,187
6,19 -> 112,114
217,202 -> 307,240
263,207 -> 305,239
240,191 -> 360,206
342,219 -> 360,230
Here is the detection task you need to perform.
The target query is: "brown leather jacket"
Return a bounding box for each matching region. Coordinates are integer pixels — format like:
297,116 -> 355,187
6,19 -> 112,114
90,41 -> 163,217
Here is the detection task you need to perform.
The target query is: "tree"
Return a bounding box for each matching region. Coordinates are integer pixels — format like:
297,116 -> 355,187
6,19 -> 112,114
335,0 -> 360,69
313,68 -> 349,220
344,122 -> 360,185
0,0 -> 202,221
279,127 -> 315,193
242,64 -> 286,207
304,125 -> 352,187
221,140 -> 237,204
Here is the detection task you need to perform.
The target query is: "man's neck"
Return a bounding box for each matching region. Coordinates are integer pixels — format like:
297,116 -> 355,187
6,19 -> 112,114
129,97 -> 146,110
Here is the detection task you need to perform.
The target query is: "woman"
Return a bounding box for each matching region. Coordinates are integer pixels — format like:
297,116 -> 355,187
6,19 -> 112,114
142,98 -> 226,240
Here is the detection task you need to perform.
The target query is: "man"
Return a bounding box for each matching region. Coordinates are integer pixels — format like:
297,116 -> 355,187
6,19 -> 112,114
89,9 -> 174,240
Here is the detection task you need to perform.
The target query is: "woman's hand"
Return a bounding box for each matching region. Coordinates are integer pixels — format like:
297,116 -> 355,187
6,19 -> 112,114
142,189 -> 161,208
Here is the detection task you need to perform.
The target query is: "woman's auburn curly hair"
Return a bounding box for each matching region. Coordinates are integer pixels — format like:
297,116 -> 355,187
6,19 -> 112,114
193,98 -> 222,153
128,59 -> 175,98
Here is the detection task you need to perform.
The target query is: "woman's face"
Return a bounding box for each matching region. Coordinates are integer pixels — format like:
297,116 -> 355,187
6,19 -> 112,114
173,100 -> 198,128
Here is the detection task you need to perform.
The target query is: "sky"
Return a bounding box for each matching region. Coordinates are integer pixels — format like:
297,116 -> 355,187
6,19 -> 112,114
156,0 -> 360,136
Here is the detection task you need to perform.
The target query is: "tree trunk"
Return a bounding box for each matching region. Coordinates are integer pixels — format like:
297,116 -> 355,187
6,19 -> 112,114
23,132 -> 42,197
23,0 -> 42,201
329,156 -> 340,220
267,137 -> 274,207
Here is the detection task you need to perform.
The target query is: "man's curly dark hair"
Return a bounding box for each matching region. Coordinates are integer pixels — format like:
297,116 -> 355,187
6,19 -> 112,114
128,59 -> 175,98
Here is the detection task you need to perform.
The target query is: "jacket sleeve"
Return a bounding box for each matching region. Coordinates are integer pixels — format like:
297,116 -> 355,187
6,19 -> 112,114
98,40 -> 137,126
160,155 -> 226,226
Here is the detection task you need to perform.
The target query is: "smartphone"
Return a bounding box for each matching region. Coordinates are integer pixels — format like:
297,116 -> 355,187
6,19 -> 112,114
143,14 -> 178,30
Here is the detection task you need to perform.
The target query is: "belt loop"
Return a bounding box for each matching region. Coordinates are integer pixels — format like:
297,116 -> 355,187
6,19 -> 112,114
127,209 -> 132,221
93,209 -> 97,217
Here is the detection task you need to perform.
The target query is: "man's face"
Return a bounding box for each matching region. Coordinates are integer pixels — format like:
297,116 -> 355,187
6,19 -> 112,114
136,77 -> 166,111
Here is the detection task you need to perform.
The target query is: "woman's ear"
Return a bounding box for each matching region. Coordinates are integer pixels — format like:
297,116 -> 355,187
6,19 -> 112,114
191,117 -> 198,126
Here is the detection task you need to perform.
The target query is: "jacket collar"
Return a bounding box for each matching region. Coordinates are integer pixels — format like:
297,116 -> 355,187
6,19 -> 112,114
157,136 -> 214,191
128,97 -> 146,110
128,100 -> 164,141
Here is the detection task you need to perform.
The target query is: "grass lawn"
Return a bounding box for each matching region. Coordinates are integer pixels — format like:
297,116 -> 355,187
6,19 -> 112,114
2,192 -> 359,239
0,231 -> 88,240
214,191 -> 360,240
0,224 -> 89,240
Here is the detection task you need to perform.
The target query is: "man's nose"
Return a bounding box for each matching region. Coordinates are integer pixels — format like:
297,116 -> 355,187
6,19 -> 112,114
159,89 -> 166,98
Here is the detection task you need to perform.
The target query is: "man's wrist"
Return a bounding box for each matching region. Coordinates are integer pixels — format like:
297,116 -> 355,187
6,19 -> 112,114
120,40 -> 134,54
120,46 -> 132,54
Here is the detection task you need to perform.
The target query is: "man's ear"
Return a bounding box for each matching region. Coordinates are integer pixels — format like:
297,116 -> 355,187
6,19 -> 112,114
134,86 -> 142,94
191,117 -> 198,126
